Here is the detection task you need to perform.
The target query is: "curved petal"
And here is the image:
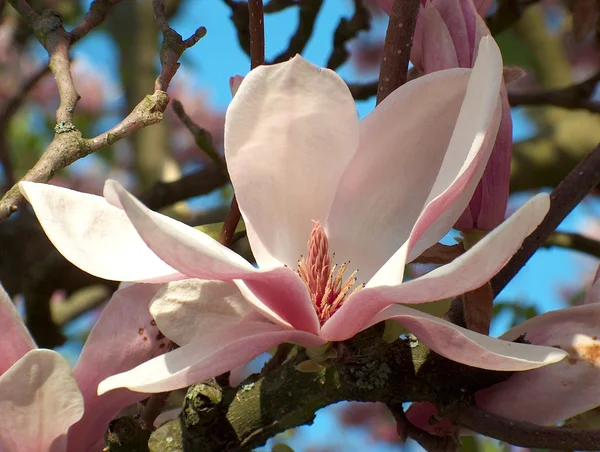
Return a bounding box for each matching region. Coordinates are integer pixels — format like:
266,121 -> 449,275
420,2 -> 460,72
455,86 -> 512,231
358,304 -> 566,371
106,181 -> 319,333
322,193 -> 549,340
98,321 -> 325,394
150,279 -> 254,346
429,0 -> 471,68
476,303 -> 600,424
19,181 -> 181,283
68,283 -> 169,452
0,349 -> 84,452
403,36 -> 502,263
225,55 -> 360,269
326,36 -> 501,284
0,283 -> 35,374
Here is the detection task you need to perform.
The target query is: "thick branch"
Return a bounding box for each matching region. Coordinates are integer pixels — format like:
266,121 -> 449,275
376,0 -> 420,104
492,141 -> 600,294
451,405 -> 600,450
147,327 -> 511,451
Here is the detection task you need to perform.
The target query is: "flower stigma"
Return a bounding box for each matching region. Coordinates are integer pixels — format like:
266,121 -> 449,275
297,221 -> 363,326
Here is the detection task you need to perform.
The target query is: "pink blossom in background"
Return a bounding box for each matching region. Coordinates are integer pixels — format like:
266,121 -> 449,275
0,282 -> 169,452
21,37 -> 566,396
407,272 -> 600,433
410,0 -> 513,231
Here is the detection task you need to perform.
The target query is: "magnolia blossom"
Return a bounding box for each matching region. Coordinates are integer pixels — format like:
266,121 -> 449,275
409,0 -> 513,231
0,282 -> 168,451
21,37 -> 566,395
407,280 -> 600,434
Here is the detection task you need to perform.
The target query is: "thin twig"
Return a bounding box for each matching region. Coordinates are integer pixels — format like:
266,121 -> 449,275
376,0 -> 421,104
508,71 -> 600,113
492,142 -> 600,295
0,65 -> 50,188
451,405 -> 600,450
139,165 -> 228,211
219,0 -> 264,247
327,0 -> 370,70
272,0 -> 322,64
171,100 -> 227,174
0,0 -> 205,222
70,0 -> 124,43
544,231 -> 600,259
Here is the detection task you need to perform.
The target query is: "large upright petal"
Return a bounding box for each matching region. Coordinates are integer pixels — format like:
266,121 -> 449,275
322,193 -> 549,340
98,320 -> 325,394
360,304 -> 566,371
225,55 -> 360,269
106,181 -> 320,333
0,283 -> 35,374
19,181 -> 181,283
476,304 -> 600,424
326,36 -> 502,283
68,283 -> 168,452
0,350 -> 84,452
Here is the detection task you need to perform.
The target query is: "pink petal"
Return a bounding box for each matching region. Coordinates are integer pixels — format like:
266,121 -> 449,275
149,279 -> 254,346
406,402 -> 457,436
68,283 -> 169,452
98,321 -> 325,394
0,350 -> 84,452
403,36 -> 502,262
419,2 -> 460,72
106,181 -> 320,333
367,305 -> 566,371
429,0 -> 471,68
321,194 -> 550,340
0,283 -> 35,374
224,55 -> 360,269
455,85 -> 512,231
19,181 -> 181,283
473,0 -> 492,16
326,37 -> 501,285
476,304 -> 600,424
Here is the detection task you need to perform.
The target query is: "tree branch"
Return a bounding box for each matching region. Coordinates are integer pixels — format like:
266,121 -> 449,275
450,405 -> 600,450
219,0 -> 264,247
327,0 -> 370,70
0,0 -> 205,222
272,0 -> 323,64
376,0 -> 421,104
508,71 -> 600,113
492,141 -> 600,295
544,231 -> 600,259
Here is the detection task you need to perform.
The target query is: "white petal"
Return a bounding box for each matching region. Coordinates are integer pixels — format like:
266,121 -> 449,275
0,350 -> 84,452
150,279 -> 254,346
322,193 -> 550,340
225,55 -> 360,268
98,321 -> 325,394
20,181 -> 181,282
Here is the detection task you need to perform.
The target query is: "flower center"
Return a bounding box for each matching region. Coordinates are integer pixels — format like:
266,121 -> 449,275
297,222 -> 362,325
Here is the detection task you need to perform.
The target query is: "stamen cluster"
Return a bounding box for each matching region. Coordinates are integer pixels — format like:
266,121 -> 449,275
297,222 -> 362,325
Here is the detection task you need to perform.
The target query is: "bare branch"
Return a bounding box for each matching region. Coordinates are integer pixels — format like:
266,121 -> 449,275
451,405 -> 600,450
508,71 -> 600,113
272,0 -> 323,64
70,0 -> 124,43
219,0 -> 264,247
327,0 -> 370,70
492,141 -> 600,295
376,0 -> 421,104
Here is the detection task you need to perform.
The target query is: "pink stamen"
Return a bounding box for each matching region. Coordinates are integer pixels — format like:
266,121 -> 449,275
297,222 -> 362,325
